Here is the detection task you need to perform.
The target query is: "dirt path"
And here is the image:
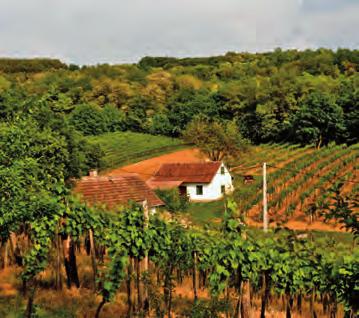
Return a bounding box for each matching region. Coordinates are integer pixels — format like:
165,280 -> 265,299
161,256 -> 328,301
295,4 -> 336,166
104,148 -> 207,181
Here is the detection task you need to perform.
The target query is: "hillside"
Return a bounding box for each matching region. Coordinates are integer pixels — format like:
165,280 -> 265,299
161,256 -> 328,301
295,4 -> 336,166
0,49 -> 358,148
86,131 -> 188,170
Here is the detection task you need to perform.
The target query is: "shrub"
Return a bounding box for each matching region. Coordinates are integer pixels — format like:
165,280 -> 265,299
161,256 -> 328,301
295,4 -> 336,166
155,188 -> 189,213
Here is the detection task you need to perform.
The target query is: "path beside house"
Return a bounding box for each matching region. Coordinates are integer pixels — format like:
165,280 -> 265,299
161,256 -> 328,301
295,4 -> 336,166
104,148 -> 207,181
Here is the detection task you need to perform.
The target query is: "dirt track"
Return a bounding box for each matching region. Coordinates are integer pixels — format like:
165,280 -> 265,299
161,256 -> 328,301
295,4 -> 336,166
104,148 -> 207,181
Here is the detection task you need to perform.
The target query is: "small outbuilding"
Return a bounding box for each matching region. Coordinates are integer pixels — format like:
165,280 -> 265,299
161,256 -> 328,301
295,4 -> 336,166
74,172 -> 164,213
147,162 -> 234,202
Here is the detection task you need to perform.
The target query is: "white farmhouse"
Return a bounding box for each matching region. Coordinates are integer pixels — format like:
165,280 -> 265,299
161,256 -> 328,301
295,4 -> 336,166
147,162 -> 234,201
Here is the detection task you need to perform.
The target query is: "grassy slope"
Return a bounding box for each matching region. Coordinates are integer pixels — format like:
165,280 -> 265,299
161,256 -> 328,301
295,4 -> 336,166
186,200 -> 225,226
87,131 -> 188,170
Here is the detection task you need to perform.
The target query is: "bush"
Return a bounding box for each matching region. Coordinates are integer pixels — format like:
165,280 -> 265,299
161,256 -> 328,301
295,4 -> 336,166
69,104 -> 106,135
69,104 -> 127,136
102,104 -> 127,132
155,188 -> 189,213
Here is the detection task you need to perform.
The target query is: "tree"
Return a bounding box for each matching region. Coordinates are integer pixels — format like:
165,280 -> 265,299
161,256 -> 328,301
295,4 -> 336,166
291,92 -> 346,148
69,103 -> 106,135
183,118 -> 249,161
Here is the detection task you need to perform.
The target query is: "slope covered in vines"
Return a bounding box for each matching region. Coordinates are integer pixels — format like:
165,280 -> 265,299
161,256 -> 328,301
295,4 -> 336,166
231,143 -> 359,230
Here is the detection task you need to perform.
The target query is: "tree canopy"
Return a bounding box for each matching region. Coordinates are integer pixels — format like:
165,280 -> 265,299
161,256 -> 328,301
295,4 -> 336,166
0,49 -> 357,146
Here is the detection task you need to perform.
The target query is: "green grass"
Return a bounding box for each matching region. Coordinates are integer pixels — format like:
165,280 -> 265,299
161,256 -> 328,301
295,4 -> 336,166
186,200 -> 225,226
87,131 -> 188,170
185,201 -> 355,248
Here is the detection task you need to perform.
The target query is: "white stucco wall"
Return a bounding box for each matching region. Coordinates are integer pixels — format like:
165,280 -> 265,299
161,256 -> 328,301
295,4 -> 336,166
184,163 -> 233,201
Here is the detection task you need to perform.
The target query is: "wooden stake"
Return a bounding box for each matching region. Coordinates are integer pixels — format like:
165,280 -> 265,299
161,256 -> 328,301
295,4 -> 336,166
263,163 -> 268,232
89,228 -> 97,290
143,200 -> 149,316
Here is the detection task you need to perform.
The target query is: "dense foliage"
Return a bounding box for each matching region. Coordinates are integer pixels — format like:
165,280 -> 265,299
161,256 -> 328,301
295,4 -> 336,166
155,188 -> 190,213
0,48 -> 357,146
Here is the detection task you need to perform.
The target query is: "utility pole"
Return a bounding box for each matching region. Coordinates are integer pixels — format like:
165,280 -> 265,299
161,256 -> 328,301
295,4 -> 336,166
263,162 -> 268,232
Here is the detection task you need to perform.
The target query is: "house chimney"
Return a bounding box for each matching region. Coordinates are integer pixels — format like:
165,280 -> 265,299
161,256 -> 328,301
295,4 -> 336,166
89,169 -> 98,177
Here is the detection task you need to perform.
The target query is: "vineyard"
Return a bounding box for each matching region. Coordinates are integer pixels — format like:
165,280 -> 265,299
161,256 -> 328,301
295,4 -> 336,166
87,132 -> 187,170
228,143 -> 359,230
0,141 -> 358,317
0,198 -> 357,318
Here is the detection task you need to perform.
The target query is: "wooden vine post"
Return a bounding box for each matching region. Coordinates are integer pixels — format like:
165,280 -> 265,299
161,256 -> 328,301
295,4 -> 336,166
143,199 -> 149,316
55,222 -> 63,290
193,250 -> 198,303
89,228 -> 97,290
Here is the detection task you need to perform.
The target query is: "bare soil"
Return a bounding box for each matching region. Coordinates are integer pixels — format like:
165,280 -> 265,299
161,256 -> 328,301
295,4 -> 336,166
104,148 -> 207,181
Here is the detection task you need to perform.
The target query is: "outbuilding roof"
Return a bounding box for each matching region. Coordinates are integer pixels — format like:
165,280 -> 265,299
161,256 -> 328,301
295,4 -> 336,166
150,162 -> 222,184
74,173 -> 164,209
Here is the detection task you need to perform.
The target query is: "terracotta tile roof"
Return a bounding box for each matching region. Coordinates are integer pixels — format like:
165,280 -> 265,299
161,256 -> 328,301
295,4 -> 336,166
151,162 -> 222,184
146,180 -> 184,190
73,174 -> 164,209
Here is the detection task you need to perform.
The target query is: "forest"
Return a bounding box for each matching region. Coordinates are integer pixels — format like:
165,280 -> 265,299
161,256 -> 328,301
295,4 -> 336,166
0,49 -> 358,317
0,48 -> 358,146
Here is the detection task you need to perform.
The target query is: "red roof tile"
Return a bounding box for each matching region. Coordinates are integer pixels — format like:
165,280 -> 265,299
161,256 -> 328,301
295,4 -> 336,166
146,180 -> 184,190
73,174 -> 164,209
151,162 -> 222,183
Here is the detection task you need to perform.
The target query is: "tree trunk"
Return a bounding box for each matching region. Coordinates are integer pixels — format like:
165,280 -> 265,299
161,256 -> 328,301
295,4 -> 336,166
297,294 -> 302,315
63,235 -> 80,288
317,135 -> 323,150
89,229 -> 97,290
25,283 -> 36,318
3,239 -> 9,269
235,296 -> 242,318
10,232 -> 22,266
260,272 -> 270,318
330,297 -> 337,318
164,266 -> 173,318
322,294 -> 328,315
135,258 -> 143,313
241,280 -> 251,318
55,233 -> 63,290
168,280 -> 173,318
310,288 -> 317,318
95,298 -> 106,318
225,287 -> 230,318
192,251 -> 198,303
127,259 -> 133,318
285,294 -> 292,318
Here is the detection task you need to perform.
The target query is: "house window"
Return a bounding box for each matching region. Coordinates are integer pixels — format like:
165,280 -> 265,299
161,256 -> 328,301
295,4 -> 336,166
179,186 -> 187,196
221,185 -> 225,194
221,166 -> 225,175
196,185 -> 203,195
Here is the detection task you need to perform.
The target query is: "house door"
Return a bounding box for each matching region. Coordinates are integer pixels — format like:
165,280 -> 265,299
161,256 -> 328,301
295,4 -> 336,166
179,186 -> 187,196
